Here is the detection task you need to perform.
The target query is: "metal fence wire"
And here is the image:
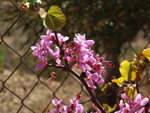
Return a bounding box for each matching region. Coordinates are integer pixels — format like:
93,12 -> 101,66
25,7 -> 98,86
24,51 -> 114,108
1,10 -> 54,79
1,0 -> 150,113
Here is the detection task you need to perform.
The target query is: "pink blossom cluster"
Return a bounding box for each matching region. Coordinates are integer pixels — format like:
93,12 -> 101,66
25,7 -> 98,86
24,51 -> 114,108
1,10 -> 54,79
64,34 -> 106,89
115,93 -> 149,113
48,94 -> 101,113
48,94 -> 84,113
31,30 -> 69,71
31,30 -> 108,89
31,29 -> 150,113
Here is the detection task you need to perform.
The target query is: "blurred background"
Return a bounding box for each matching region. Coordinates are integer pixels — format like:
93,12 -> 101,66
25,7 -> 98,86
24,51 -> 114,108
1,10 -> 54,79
1,0 -> 150,112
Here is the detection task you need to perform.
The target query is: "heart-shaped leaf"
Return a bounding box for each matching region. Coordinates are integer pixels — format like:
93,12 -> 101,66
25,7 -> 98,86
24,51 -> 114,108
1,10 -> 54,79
119,60 -> 137,81
39,6 -> 66,30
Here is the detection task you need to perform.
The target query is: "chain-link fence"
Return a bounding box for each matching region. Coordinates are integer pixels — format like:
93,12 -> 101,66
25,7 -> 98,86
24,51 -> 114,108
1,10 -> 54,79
1,0 -> 150,113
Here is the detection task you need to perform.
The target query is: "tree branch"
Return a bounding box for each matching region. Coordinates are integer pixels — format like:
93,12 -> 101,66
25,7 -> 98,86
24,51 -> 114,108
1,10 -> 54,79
69,69 -> 107,113
53,30 -> 107,113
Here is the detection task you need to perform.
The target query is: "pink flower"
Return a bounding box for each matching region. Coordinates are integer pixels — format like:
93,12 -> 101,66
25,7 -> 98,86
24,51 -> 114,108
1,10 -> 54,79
86,71 -> 104,89
52,99 -> 63,113
121,93 -> 131,100
116,93 -> 149,113
35,56 -> 47,71
56,33 -> 69,43
84,40 -> 94,48
64,94 -> 83,113
88,80 -> 97,89
35,62 -> 46,71
41,29 -> 69,44
78,51 -> 89,63
32,31 -> 107,90
49,46 -> 60,58
129,94 -> 149,113
88,56 -> 96,65
48,111 -> 53,113
49,46 -> 62,66
69,97 -> 84,113
95,109 -> 102,113
76,103 -> 84,113
40,29 -> 54,41
52,99 -> 62,106
31,43 -> 41,56
79,63 -> 91,72
51,95 -> 83,113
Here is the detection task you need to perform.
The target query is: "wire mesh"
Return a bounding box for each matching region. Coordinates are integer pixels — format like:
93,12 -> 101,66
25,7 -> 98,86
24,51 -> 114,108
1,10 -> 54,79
1,0 -> 150,113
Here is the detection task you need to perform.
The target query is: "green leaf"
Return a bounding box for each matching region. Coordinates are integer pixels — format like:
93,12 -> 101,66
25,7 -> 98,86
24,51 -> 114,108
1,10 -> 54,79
39,5 -> 66,30
142,48 -> 150,62
125,85 -> 137,98
112,77 -> 124,87
119,60 -> 137,81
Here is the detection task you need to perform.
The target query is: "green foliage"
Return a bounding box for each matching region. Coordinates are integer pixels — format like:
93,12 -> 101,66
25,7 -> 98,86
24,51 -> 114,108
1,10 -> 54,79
2,0 -> 150,55
39,6 -> 66,30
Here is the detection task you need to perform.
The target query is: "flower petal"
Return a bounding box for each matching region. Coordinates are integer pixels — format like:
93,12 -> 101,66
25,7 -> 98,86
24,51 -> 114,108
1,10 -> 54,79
52,99 -> 62,106
121,93 -> 131,100
79,63 -> 85,72
83,63 -> 91,71
95,78 -> 104,84
88,80 -> 97,89
119,100 -> 124,110
35,62 -> 45,71
140,98 -> 149,106
135,93 -> 142,104
32,50 -> 40,56
47,29 -> 52,36
85,40 -> 94,47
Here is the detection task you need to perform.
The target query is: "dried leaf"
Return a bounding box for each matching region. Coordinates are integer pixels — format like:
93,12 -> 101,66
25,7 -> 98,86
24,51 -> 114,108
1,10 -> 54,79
136,67 -> 142,82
